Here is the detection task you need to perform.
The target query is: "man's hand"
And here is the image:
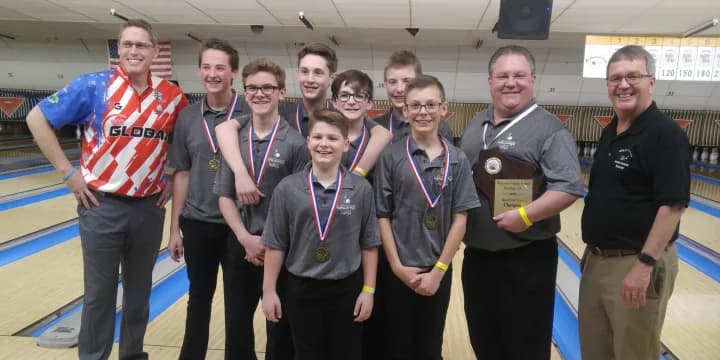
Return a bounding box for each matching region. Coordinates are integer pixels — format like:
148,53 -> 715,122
493,208 -> 529,233
621,261 -> 653,309
66,169 -> 99,209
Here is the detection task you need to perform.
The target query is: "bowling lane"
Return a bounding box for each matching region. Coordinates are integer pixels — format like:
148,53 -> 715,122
0,171 -> 61,197
0,195 -> 77,242
559,201 -> 720,360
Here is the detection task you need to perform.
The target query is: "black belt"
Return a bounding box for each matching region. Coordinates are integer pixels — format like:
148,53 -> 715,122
92,189 -> 156,201
589,247 -> 639,257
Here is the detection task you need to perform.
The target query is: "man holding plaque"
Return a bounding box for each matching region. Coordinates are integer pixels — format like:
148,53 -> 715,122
460,45 -> 584,360
579,45 -> 689,360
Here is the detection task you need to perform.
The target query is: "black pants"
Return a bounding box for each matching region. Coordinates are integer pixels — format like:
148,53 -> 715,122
382,264 -> 453,360
361,253 -> 390,360
462,238 -> 558,360
177,217 -> 231,360
225,233 -> 294,360
285,270 -> 363,360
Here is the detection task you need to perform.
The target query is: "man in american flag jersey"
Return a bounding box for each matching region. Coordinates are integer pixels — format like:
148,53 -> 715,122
26,19 -> 187,360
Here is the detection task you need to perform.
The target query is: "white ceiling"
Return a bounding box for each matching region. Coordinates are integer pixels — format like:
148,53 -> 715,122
1,0 -> 720,109
0,0 -> 719,48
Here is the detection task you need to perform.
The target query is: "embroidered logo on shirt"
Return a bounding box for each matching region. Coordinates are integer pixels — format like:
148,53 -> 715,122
614,148 -> 633,170
267,149 -> 285,168
337,194 -> 356,215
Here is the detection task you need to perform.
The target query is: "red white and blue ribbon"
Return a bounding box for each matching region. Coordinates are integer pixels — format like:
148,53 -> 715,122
201,93 -> 239,155
308,168 -> 344,241
348,125 -> 368,171
247,117 -> 281,185
405,137 -> 450,208
295,102 -> 305,136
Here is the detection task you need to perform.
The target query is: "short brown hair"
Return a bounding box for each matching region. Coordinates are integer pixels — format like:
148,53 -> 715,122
309,109 -> 349,138
384,50 -> 422,80
406,75 -> 446,101
198,38 -> 239,71
488,45 -> 536,75
607,45 -> 656,77
242,58 -> 286,89
297,43 -> 338,74
331,70 -> 374,100
119,19 -> 157,45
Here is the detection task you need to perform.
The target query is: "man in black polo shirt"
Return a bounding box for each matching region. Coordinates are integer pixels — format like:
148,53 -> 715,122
579,45 -> 690,360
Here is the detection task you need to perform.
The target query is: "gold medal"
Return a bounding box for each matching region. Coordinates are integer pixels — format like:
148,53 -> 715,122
314,247 -> 331,263
423,213 -> 439,230
208,156 -> 219,172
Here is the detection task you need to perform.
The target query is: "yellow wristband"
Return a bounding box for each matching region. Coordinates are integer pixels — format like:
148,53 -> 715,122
354,166 -> 368,177
518,206 -> 533,227
362,285 -> 375,294
435,261 -> 449,272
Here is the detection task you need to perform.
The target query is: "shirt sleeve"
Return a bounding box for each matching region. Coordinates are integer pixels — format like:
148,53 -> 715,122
213,155 -> 236,198
358,181 -> 382,249
650,123 -> 691,206
374,151 -> 395,218
539,128 -> 586,196
451,151 -> 482,213
262,181 -> 291,251
37,74 -> 95,128
168,110 -> 191,171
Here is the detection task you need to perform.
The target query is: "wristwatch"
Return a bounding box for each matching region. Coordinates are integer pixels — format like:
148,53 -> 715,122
638,252 -> 657,266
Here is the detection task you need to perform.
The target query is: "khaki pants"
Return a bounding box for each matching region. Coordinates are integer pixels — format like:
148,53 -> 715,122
578,244 -> 678,360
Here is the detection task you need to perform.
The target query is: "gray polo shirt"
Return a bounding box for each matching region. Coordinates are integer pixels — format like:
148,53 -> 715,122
375,137 -> 481,267
374,109 -> 454,144
262,167 -> 381,280
341,117 -> 381,172
169,95 -> 250,223
213,118 -> 310,235
460,102 -> 585,251
279,100 -> 333,137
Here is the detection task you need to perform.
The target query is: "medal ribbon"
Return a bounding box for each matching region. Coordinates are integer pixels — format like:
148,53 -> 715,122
482,103 -> 537,150
295,102 -> 305,137
405,137 -> 450,208
349,125 -> 368,171
247,117 -> 281,185
201,93 -> 239,154
308,168 -> 344,242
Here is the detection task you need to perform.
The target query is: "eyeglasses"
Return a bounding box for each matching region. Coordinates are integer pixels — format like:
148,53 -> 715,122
119,41 -> 154,50
606,74 -> 653,85
491,73 -> 531,83
336,92 -> 369,102
405,102 -> 442,113
244,85 -> 279,95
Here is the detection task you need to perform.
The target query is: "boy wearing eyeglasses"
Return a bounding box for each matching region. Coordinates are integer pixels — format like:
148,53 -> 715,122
375,50 -> 454,144
374,75 -> 480,360
216,43 -> 390,205
262,109 -> 380,360
215,58 -> 310,360
330,69 -> 388,180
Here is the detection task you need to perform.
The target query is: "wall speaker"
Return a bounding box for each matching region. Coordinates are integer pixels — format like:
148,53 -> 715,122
497,0 -> 553,40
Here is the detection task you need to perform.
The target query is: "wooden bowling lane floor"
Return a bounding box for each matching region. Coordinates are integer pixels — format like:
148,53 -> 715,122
559,200 -> 720,360
0,171 -> 61,197
0,194 -> 77,243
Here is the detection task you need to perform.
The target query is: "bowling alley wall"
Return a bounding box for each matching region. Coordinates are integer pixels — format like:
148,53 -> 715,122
2,89 -> 719,166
